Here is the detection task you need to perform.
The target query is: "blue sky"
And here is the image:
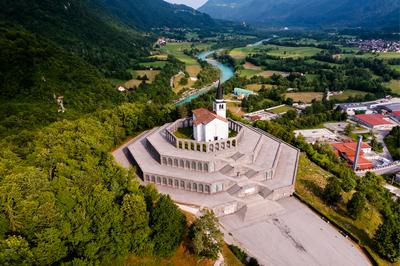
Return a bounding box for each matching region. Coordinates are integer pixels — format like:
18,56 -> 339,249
165,0 -> 208,9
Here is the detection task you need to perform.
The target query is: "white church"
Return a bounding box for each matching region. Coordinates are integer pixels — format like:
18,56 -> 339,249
192,82 -> 229,142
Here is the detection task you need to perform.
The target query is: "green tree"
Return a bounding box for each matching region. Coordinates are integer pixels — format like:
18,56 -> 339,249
374,217 -> 400,262
344,123 -> 354,136
149,195 -> 186,257
323,177 -> 342,205
189,210 -> 224,259
347,192 -> 367,219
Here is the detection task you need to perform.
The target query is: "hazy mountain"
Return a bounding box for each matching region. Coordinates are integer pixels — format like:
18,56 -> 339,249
199,0 -> 400,29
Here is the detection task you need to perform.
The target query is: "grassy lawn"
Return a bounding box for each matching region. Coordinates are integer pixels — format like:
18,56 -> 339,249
390,65 -> 400,72
295,155 -> 395,266
330,90 -> 370,101
265,44 -> 321,58
131,70 -> 160,82
239,69 -> 263,78
186,65 -> 201,77
284,92 -> 324,103
174,127 -> 194,140
385,80 -> 400,94
139,61 -> 168,68
268,105 -> 294,114
243,61 -> 262,70
245,83 -> 273,91
227,102 -> 245,116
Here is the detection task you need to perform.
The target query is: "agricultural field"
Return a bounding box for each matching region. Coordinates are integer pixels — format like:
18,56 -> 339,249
159,42 -> 213,65
139,61 -> 168,68
268,105 -> 295,114
284,92 -> 324,103
230,44 -> 322,60
330,90 -> 370,101
149,54 -> 169,60
243,61 -> 262,70
245,83 -> 273,91
265,44 -> 322,58
385,80 -> 400,94
338,52 -> 400,60
185,65 -> 201,77
121,70 -> 160,89
295,155 -> 388,266
239,69 -> 288,79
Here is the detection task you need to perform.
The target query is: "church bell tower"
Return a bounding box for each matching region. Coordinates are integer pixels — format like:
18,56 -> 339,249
213,81 -> 226,118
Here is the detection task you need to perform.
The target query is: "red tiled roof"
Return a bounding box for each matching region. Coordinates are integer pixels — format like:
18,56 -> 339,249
192,108 -> 228,126
354,114 -> 395,126
331,142 -> 371,157
393,111 -> 400,118
331,142 -> 373,170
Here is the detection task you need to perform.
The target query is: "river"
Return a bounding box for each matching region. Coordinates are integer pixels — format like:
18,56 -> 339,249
175,37 -> 275,105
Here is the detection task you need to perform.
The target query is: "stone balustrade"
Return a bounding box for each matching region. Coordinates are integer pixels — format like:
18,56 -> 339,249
163,118 -> 244,153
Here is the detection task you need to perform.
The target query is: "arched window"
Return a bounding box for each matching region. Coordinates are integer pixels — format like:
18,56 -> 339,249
174,180 -> 179,187
157,176 -> 161,184
151,176 -> 155,183
199,184 -> 204,192
205,185 -> 210,193
174,159 -> 178,167
186,160 -> 190,169
163,177 -> 167,185
168,158 -> 172,166
192,183 -> 197,191
192,161 -> 196,170
180,180 -> 185,189
198,162 -> 203,171
168,179 -> 173,186
145,175 -> 150,181
180,159 -> 184,168
186,182 -> 191,190
204,163 -> 209,172
162,157 -> 167,165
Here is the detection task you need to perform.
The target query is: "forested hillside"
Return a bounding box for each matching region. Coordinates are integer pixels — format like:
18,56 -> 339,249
200,0 -> 400,30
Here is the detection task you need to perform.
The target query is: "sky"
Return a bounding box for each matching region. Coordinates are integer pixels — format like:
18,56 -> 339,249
165,0 -> 208,9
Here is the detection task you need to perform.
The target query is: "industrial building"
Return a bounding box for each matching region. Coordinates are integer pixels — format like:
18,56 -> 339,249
351,114 -> 397,130
331,142 -> 373,170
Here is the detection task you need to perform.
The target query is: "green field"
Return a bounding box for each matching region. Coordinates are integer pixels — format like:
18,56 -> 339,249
390,65 -> 400,72
330,90 -> 370,101
385,80 -> 400,94
159,42 -> 213,65
239,69 -> 263,78
268,105 -> 295,114
339,52 -> 400,60
230,44 -> 321,59
139,61 -> 168,68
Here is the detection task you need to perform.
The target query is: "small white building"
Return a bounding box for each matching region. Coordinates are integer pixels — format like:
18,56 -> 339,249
192,82 -> 229,142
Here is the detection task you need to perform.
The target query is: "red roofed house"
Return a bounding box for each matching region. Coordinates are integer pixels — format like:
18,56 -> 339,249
192,82 -> 229,142
391,111 -> 400,123
352,114 -> 397,130
331,142 -> 373,170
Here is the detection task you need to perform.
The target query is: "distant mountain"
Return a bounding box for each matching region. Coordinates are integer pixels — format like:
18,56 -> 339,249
199,0 -> 400,29
101,0 -> 216,29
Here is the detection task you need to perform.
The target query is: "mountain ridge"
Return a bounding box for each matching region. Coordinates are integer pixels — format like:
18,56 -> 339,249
199,0 -> 400,29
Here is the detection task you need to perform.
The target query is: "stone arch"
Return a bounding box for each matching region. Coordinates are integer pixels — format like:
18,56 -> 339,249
178,141 -> 183,149
232,139 -> 236,147
180,180 -> 185,189
180,159 -> 184,168
209,144 -> 214,152
162,157 -> 167,165
197,143 -> 201,151
215,143 -> 220,151
227,140 -> 231,148
186,182 -> 191,190
174,158 -> 178,167
168,158 -> 173,166
199,184 -> 204,192
162,177 -> 167,185
192,183 -> 197,191
198,162 -> 203,171
157,176 -> 161,184
192,161 -> 196,170
186,160 -> 190,169
168,179 -> 173,186
204,163 -> 209,172
205,185 -> 210,193
174,179 -> 179,187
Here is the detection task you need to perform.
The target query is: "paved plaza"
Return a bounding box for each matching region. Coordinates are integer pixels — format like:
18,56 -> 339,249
221,197 -> 371,266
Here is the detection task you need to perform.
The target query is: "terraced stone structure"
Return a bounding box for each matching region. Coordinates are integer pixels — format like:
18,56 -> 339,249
128,84 -> 299,216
